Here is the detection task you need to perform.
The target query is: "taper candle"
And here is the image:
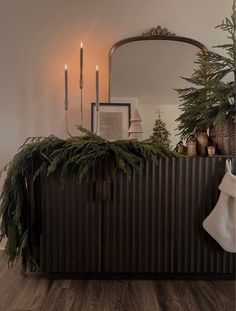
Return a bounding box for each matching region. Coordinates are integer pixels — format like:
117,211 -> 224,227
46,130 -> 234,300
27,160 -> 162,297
80,42 -> 83,89
95,65 -> 100,134
64,64 -> 68,110
96,65 -> 99,110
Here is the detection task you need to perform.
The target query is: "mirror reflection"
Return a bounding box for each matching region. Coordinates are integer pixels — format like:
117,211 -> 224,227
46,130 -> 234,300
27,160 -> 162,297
110,40 -> 202,147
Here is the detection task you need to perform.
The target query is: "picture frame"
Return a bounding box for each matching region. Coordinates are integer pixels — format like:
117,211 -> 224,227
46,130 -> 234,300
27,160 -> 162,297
91,103 -> 131,140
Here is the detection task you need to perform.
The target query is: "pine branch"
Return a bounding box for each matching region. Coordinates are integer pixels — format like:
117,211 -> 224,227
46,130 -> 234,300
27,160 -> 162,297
0,134 -> 179,273
175,2 -> 236,138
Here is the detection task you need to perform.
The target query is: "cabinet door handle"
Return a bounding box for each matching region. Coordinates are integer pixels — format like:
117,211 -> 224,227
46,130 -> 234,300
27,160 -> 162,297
102,181 -> 111,202
91,181 -> 112,202
95,181 -> 103,201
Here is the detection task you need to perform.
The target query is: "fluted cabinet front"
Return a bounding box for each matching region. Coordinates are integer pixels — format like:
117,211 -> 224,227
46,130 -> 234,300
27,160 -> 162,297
29,157 -> 235,274
33,163 -> 103,273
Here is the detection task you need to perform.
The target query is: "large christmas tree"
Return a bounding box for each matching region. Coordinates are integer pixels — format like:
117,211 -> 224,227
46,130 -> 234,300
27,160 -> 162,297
176,1 -> 236,138
150,117 -> 171,148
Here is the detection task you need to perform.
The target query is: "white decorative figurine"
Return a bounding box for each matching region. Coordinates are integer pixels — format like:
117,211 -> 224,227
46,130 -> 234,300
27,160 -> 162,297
128,108 -> 143,141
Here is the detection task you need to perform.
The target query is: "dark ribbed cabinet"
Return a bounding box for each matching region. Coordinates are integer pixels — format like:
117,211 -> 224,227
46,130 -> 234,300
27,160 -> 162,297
29,157 -> 236,275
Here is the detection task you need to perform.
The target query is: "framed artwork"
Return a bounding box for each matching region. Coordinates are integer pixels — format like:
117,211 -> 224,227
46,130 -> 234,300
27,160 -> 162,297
91,103 -> 131,140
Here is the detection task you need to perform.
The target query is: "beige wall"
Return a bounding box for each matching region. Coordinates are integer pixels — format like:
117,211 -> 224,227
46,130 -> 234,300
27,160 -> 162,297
0,0 -> 233,187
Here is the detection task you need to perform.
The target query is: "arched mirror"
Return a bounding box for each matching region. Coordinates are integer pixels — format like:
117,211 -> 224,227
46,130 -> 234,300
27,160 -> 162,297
108,26 -> 208,147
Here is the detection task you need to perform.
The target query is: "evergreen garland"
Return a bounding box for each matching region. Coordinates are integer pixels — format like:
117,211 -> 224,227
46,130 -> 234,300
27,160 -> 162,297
0,127 -> 179,273
176,1 -> 236,138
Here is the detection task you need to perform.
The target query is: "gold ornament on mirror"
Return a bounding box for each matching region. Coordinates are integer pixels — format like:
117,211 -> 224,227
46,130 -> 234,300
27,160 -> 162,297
142,26 -> 176,37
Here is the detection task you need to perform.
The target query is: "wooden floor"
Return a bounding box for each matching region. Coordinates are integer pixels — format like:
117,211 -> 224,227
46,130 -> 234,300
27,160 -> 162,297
0,253 -> 235,311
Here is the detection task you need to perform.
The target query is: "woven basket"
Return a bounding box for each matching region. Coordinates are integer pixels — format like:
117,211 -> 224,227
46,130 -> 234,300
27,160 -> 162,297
210,119 -> 236,155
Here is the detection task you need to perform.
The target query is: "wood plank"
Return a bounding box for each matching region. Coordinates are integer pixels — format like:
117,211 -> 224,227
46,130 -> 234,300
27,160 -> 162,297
0,253 -> 235,311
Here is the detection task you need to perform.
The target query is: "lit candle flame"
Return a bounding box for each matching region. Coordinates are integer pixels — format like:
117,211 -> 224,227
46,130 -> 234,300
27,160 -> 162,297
80,42 -> 83,48
96,65 -> 99,71
65,64 -> 67,70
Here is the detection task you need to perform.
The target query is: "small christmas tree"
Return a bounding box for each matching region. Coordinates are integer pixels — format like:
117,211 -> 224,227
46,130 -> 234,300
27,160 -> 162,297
128,108 -> 143,140
150,115 -> 171,148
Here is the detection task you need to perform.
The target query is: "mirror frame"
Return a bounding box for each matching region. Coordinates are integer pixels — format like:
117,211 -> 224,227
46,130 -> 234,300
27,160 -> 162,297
108,26 -> 208,101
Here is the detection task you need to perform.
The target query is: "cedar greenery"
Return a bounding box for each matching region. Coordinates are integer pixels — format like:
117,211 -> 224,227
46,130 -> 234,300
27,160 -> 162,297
0,127 -> 179,273
176,1 -> 236,138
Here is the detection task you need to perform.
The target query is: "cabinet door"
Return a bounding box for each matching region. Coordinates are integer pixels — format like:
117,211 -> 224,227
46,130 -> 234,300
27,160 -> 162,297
102,159 -> 178,273
102,157 -> 236,274
102,168 -> 139,273
38,166 -> 103,273
174,157 -> 236,274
